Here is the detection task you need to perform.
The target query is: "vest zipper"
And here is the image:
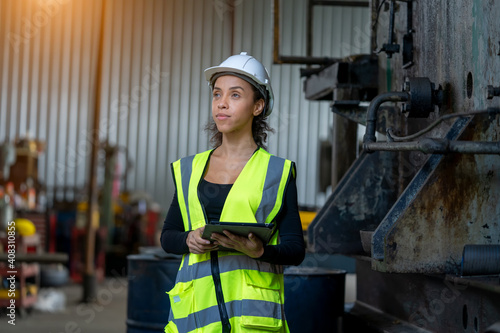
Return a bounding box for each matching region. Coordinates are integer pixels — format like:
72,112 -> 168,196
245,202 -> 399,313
210,251 -> 231,332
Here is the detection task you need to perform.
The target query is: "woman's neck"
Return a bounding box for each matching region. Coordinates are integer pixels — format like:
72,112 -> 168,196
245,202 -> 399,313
215,134 -> 258,158
215,141 -> 258,159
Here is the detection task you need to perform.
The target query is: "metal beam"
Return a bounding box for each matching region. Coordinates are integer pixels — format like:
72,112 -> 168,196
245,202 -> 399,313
364,139 -> 500,154
312,1 -> 369,7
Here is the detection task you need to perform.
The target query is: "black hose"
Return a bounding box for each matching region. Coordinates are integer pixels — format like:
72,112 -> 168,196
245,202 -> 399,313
363,91 -> 409,143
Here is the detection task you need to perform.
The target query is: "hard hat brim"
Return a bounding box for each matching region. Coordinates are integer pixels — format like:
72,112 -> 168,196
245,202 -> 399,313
204,66 -> 268,87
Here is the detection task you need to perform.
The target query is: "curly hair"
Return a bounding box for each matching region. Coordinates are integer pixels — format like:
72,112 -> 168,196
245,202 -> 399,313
205,83 -> 275,150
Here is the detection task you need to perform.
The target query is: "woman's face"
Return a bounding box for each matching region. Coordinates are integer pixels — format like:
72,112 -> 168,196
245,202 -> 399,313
211,75 -> 264,136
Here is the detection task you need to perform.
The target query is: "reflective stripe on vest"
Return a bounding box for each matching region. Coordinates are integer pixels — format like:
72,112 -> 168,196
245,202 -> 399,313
171,299 -> 283,333
167,148 -> 293,333
174,253 -> 282,284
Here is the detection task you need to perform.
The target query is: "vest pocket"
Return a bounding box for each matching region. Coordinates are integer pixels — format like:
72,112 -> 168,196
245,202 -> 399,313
240,270 -> 283,331
167,280 -> 195,320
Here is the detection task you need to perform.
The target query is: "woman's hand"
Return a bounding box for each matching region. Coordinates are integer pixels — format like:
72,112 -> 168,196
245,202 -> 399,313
210,231 -> 264,258
186,226 -> 219,254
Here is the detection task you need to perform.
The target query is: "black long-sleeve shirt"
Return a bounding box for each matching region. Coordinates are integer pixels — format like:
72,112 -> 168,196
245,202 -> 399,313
161,176 -> 305,266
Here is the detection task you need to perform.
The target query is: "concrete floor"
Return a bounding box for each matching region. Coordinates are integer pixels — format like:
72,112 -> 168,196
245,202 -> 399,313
0,273 -> 356,333
1,278 -> 128,333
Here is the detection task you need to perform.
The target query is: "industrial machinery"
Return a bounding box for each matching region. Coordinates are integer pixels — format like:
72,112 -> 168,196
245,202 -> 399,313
284,0 -> 500,332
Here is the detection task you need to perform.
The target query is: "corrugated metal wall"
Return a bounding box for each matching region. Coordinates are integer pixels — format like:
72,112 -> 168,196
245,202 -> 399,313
96,0 -> 233,208
0,0 -> 103,203
0,0 -> 369,213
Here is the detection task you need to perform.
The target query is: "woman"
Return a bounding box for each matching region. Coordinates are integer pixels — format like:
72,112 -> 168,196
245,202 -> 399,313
161,52 -> 305,333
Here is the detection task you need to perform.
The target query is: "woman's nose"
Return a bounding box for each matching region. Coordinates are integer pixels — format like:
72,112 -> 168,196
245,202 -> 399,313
218,97 -> 228,109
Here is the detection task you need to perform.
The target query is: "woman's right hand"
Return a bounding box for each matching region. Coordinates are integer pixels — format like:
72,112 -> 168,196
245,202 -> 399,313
186,226 -> 219,254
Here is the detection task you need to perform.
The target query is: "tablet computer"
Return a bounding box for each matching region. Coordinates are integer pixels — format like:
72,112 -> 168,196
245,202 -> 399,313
201,221 -> 275,250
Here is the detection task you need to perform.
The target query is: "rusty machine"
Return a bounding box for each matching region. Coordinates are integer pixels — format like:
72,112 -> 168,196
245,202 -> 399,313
276,0 -> 500,332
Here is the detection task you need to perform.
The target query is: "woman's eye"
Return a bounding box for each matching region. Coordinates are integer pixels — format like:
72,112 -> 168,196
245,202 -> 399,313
231,93 -> 240,98
213,93 -> 220,98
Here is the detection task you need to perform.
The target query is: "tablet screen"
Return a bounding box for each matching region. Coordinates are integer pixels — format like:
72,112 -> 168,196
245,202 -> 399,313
201,222 -> 274,251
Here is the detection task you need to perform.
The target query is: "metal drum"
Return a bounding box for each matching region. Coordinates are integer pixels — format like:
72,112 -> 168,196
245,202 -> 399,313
127,252 -> 181,333
284,267 -> 346,333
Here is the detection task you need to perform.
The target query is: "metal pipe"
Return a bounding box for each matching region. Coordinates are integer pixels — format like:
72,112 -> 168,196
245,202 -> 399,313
307,0 -> 313,58
273,0 -> 281,65
312,1 -> 369,7
363,91 -> 409,143
387,108 -> 500,142
276,55 -> 340,65
84,0 -> 107,303
461,244 -> 500,276
363,138 -> 500,154
448,141 -> 500,154
370,0 -> 379,53
387,0 -> 395,49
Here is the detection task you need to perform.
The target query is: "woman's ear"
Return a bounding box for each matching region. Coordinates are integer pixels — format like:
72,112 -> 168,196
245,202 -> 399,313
253,99 -> 265,116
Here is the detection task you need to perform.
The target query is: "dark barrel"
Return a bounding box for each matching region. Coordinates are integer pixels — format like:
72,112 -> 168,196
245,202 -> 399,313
127,252 -> 181,333
284,267 -> 346,333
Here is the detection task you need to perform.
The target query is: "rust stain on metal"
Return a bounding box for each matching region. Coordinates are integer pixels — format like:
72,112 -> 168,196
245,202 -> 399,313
381,115 -> 500,273
382,142 -> 500,273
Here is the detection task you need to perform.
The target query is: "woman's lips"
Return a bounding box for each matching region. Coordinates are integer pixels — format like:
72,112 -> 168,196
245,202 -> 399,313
216,113 -> 230,120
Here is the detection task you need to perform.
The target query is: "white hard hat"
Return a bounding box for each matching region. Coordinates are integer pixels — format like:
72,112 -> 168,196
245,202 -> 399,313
204,52 -> 274,117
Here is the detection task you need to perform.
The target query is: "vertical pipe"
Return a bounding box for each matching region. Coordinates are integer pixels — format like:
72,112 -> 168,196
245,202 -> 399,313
363,91 -> 409,143
370,0 -> 378,54
83,0 -> 106,303
230,0 -> 235,55
387,0 -> 395,46
306,0 -> 313,57
273,0 -> 280,63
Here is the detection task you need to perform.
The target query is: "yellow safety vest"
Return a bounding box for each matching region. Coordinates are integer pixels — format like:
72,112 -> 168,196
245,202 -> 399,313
165,148 -> 295,333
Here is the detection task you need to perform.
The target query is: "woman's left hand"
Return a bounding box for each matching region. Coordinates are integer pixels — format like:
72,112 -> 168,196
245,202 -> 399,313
210,231 -> 264,258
